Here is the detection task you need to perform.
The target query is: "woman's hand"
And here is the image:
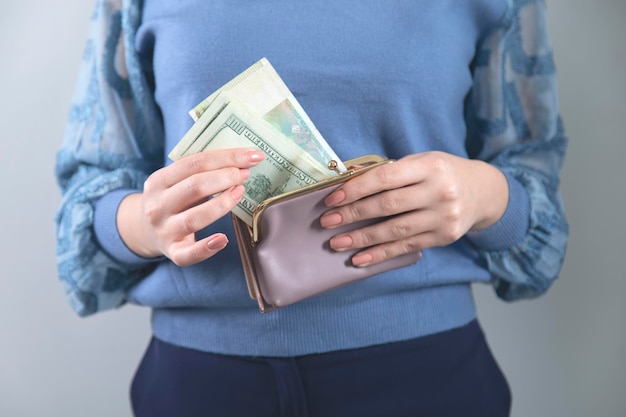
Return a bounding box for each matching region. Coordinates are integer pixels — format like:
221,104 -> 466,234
117,148 -> 265,266
319,151 -> 509,267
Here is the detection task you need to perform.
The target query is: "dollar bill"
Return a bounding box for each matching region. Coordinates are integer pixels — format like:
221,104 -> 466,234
170,96 -> 334,225
171,92 -> 331,174
189,58 -> 346,172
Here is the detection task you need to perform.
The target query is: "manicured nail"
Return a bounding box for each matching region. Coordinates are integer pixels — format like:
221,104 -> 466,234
325,190 -> 346,207
330,234 -> 353,250
240,169 -> 251,181
320,212 -> 343,228
352,252 -> 373,267
246,150 -> 265,163
207,235 -> 228,251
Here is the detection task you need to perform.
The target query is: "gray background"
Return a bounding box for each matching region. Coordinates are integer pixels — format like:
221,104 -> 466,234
1,1 -> 624,416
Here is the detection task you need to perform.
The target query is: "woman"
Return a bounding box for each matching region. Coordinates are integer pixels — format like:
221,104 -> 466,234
55,0 -> 568,415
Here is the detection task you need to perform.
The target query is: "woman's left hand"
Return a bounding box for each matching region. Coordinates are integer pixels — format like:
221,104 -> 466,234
319,151 -> 509,267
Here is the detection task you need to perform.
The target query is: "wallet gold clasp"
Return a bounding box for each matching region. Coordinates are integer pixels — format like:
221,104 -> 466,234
327,160 -> 341,174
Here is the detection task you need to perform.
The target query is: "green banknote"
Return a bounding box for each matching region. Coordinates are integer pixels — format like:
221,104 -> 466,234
170,95 -> 333,225
189,58 -> 346,172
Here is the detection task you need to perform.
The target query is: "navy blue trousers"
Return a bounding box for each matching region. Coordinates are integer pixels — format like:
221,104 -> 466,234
130,319 -> 511,417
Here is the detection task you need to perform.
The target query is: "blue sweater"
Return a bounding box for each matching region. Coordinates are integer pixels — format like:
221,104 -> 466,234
55,0 -> 568,356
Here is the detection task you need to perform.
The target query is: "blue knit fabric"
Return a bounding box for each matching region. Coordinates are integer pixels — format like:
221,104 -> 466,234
55,0 -> 568,356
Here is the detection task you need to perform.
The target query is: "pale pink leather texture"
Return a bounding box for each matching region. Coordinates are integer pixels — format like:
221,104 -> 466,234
234,182 -> 421,312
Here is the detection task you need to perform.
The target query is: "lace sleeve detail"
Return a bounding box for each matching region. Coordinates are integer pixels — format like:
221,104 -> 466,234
465,0 -> 569,300
54,0 -> 164,316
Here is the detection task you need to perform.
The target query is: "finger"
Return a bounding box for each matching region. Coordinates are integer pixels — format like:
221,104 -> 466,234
168,233 -> 229,267
162,166 -> 250,214
150,148 -> 265,189
346,203 -> 472,266
328,211 -> 438,251
321,184 -> 436,228
324,158 -> 426,207
350,236 -> 427,267
168,185 -> 245,236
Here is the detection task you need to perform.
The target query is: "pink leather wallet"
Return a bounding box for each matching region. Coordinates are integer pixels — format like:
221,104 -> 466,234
232,155 -> 422,312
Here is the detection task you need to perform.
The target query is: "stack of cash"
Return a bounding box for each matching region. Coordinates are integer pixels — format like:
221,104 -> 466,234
169,58 -> 345,226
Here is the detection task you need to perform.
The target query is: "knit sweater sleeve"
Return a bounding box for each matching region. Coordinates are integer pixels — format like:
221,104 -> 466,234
464,0 -> 569,300
54,0 -> 163,316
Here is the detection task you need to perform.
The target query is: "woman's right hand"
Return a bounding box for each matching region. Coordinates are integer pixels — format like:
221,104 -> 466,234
117,148 -> 265,266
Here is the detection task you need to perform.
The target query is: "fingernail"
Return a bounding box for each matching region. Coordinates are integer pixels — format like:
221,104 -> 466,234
240,169 -> 250,181
325,190 -> 346,207
231,185 -> 245,201
352,252 -> 373,267
207,235 -> 228,251
246,150 -> 265,163
320,212 -> 342,228
330,234 -> 352,250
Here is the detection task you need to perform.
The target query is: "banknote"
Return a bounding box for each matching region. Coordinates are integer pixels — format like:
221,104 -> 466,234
171,92 -> 332,174
170,96 -> 334,225
189,58 -> 347,172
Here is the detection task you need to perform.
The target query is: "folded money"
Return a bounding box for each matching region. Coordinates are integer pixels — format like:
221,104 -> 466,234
170,92 -> 335,226
169,58 -> 345,225
189,58 -> 346,172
